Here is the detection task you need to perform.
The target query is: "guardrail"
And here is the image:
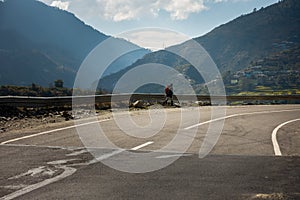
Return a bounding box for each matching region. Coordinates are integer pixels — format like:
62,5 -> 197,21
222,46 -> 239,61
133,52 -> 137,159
0,94 -> 299,108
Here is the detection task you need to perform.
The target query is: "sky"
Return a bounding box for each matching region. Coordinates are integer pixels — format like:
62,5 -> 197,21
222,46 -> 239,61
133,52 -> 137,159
39,0 -> 278,50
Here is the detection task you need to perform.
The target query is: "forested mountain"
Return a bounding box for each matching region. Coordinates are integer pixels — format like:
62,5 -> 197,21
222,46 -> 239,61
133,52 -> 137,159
99,0 -> 300,94
0,0 -> 149,87
196,0 -> 300,72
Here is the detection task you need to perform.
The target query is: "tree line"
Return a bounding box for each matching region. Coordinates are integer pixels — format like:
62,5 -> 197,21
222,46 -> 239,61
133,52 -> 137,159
0,80 -> 107,97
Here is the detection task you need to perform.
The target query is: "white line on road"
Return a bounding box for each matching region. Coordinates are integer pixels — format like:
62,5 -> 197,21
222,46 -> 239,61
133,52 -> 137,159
184,109 -> 300,130
1,119 -> 111,145
88,141 -> 154,164
271,118 -> 300,156
1,141 -> 155,199
130,141 -> 154,150
0,165 -> 76,200
88,149 -> 125,164
2,109 -> 299,145
156,154 -> 192,159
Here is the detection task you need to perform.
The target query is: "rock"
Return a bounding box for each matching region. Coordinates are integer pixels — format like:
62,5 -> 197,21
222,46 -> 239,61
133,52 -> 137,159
173,103 -> 181,108
131,100 -> 145,108
42,118 -> 47,122
62,111 -> 74,121
195,101 -> 211,106
0,117 -> 7,121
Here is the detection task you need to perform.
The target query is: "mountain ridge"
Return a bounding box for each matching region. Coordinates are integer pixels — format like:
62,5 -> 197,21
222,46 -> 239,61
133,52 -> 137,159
0,0 -> 149,87
99,0 -> 300,94
196,0 -> 300,72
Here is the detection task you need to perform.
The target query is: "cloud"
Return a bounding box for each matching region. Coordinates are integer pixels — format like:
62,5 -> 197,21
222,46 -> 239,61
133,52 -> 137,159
50,1 -> 70,10
158,0 -> 207,20
40,0 -> 207,21
211,0 -> 250,2
101,0 -> 147,21
118,28 -> 190,51
102,0 -> 207,21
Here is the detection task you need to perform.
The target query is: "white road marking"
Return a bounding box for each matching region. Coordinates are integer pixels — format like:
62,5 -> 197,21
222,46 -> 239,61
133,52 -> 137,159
2,108 -> 298,145
66,149 -> 88,156
0,165 -> 76,200
88,141 -> 154,164
1,119 -> 110,145
0,143 -> 86,152
271,118 -> 300,156
88,149 -> 125,164
184,109 -> 300,130
130,141 -> 154,150
0,185 -> 28,190
156,154 -> 192,159
8,166 -> 56,180
47,159 -> 80,165
0,140 -> 154,199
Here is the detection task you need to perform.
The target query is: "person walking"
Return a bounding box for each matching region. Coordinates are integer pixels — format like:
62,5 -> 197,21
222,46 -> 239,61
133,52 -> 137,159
164,84 -> 173,106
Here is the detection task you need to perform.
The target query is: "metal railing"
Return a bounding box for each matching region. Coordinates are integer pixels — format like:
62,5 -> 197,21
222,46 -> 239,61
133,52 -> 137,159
0,94 -> 299,108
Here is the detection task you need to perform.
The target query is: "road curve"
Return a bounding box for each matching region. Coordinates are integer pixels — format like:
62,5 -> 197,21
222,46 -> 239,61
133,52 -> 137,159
0,105 -> 299,200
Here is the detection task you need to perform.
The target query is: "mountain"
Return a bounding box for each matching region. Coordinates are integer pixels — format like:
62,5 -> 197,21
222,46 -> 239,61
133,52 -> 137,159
99,0 -> 300,94
0,0 -> 149,87
195,0 -> 300,72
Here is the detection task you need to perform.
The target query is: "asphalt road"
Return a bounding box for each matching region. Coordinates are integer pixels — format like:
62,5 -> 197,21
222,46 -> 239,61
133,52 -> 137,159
0,105 -> 299,200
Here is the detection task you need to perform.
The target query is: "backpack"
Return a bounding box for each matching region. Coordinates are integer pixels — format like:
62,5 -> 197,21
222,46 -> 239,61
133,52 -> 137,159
165,86 -> 169,94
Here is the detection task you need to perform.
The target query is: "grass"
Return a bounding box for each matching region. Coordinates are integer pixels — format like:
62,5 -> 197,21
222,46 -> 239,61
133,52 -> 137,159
235,88 -> 300,96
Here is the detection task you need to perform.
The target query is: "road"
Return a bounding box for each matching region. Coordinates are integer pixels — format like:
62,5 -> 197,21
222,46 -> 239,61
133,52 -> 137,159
0,105 -> 299,199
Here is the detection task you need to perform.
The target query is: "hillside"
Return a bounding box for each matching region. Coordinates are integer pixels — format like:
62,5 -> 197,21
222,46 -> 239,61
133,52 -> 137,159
196,0 -> 300,72
99,0 -> 300,94
0,0 -> 149,87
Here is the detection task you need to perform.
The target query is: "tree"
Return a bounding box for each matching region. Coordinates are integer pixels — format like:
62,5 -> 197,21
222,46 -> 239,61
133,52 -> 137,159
54,80 -> 64,88
239,77 -> 256,91
31,83 -> 38,91
222,70 -> 232,85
